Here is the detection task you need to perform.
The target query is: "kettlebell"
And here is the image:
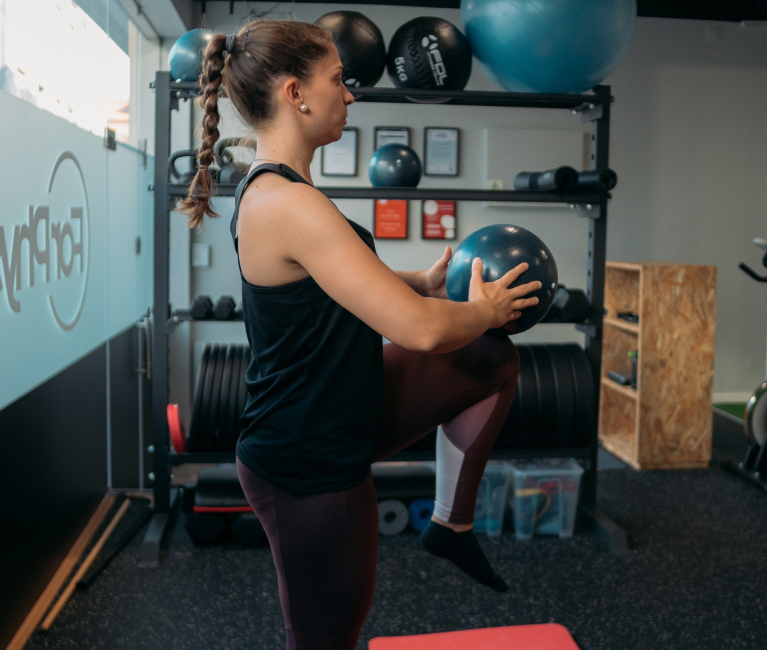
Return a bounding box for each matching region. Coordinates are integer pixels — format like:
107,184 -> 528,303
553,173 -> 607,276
169,150 -> 219,185
214,138 -> 257,185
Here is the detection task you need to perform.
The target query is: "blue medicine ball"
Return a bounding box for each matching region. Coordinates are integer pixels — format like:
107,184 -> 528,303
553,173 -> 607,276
445,224 -> 558,335
369,144 -> 422,187
460,0 -> 637,94
169,29 -> 216,82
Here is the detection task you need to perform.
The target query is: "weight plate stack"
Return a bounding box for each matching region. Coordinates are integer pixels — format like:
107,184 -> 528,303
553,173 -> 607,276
189,344 -> 212,453
546,344 -> 577,448
237,347 -> 250,428
513,345 -> 539,448
199,343 -> 220,453
218,346 -> 235,452
226,347 -> 243,452
207,345 -> 228,453
530,345 -> 557,448
564,343 -> 595,447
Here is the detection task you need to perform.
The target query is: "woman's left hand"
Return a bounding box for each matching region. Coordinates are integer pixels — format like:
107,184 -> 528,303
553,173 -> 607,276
424,246 -> 453,299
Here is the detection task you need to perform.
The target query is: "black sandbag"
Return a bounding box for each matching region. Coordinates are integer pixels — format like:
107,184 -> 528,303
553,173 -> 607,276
577,168 -> 617,191
513,166 -> 578,191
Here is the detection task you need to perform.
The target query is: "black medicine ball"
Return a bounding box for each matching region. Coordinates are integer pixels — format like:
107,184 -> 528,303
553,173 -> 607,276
315,11 -> 387,88
387,17 -> 472,91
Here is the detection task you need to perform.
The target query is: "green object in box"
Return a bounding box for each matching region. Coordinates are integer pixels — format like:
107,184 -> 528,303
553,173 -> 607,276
509,458 -> 584,540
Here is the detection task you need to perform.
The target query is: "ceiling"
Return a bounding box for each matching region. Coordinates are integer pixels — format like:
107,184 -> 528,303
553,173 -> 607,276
192,0 -> 767,20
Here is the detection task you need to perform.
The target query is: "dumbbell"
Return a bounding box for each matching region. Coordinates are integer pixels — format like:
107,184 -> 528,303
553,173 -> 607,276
190,295 -> 213,320
213,296 -> 237,320
230,512 -> 267,546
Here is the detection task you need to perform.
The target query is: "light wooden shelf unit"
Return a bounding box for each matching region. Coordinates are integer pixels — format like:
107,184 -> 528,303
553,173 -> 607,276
599,262 -> 717,470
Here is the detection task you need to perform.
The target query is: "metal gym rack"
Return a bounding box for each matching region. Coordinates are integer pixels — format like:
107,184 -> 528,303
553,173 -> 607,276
139,71 -> 627,566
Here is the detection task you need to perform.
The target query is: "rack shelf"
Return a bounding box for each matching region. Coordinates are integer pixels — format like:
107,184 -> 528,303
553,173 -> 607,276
601,377 -> 638,401
168,182 -> 606,204
604,317 -> 639,334
165,81 -> 612,111
143,72 -> 627,563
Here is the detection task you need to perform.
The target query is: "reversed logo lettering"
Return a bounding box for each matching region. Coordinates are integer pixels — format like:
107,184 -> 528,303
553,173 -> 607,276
0,152 -> 90,331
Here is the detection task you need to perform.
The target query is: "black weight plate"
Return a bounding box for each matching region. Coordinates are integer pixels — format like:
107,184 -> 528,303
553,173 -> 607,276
227,346 -> 243,452
514,345 -> 538,449
189,344 -> 211,453
564,344 -> 595,447
546,345 -> 576,448
237,346 -> 250,429
218,345 -> 235,452
199,343 -> 220,453
208,345 -> 227,453
530,345 -> 557,448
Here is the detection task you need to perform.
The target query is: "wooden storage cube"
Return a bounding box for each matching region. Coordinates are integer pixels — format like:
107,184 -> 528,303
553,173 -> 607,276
599,262 -> 716,470
599,386 -> 638,469
601,325 -> 638,383
604,264 -> 640,319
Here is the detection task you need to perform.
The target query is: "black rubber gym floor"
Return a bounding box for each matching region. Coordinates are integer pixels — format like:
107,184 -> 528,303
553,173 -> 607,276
24,411 -> 766,650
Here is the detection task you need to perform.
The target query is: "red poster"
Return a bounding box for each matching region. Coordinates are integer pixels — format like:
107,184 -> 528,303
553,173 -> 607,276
374,200 -> 408,239
422,200 -> 456,240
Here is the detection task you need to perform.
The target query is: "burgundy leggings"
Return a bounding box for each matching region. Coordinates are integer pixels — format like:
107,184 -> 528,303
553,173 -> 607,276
236,335 -> 519,650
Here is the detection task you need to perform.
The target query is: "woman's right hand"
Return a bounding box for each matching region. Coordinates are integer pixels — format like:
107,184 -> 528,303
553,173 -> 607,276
468,257 -> 541,329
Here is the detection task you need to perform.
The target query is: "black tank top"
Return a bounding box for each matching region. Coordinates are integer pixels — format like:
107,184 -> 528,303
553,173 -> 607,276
230,163 -> 383,495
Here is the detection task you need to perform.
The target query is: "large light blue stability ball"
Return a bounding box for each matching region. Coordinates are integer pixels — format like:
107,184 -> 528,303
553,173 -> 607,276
169,29 -> 216,82
460,0 -> 637,94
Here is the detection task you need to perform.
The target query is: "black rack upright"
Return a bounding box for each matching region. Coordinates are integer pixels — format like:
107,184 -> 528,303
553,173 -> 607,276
140,72 -> 626,566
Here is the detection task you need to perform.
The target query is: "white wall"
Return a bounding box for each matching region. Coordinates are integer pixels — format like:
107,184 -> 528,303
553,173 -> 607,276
175,4 -> 767,409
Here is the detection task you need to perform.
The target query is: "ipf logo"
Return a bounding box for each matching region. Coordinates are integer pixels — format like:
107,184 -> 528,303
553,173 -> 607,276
0,152 -> 90,331
421,35 -> 448,87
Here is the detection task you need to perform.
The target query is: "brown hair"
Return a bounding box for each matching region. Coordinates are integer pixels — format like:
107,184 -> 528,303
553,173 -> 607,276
176,20 -> 334,229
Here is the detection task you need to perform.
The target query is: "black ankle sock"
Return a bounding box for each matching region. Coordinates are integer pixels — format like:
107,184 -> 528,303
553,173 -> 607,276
419,520 -> 508,592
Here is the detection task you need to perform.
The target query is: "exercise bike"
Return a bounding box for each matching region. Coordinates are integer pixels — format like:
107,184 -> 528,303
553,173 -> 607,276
722,238 -> 767,490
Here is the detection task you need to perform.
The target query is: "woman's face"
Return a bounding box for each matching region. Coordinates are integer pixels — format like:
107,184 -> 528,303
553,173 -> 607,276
303,48 -> 355,146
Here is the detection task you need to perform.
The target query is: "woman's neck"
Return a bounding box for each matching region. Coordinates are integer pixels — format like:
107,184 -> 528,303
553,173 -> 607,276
252,129 -> 315,185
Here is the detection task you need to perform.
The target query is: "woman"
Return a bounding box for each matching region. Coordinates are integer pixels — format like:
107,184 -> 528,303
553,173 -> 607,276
178,19 -> 541,650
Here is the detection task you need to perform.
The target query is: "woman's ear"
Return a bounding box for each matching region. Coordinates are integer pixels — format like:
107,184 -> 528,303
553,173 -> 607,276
281,77 -> 303,110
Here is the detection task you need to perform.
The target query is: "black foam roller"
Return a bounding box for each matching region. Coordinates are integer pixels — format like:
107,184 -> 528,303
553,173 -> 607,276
513,166 -> 579,191
577,168 -> 617,192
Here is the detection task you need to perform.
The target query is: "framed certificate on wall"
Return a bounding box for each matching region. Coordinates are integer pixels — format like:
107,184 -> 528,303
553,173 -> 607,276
422,200 -> 456,240
424,128 -> 459,176
374,199 -> 408,239
375,127 -> 410,150
321,127 -> 358,176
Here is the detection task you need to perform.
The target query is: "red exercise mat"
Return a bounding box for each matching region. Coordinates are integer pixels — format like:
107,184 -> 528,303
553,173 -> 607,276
369,623 -> 580,650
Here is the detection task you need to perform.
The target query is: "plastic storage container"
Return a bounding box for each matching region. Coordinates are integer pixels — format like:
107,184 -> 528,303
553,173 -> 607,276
473,460 -> 512,536
508,458 -> 584,540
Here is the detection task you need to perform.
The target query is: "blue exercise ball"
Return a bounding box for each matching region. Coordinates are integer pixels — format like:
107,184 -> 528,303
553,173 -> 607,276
369,144 -> 422,187
445,224 -> 558,335
169,29 -> 216,82
460,0 -> 637,94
